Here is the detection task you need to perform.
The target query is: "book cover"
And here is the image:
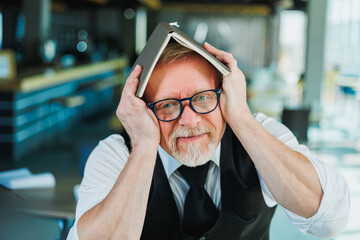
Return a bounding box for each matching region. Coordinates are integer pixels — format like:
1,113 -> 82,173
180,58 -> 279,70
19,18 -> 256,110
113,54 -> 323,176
132,22 -> 231,98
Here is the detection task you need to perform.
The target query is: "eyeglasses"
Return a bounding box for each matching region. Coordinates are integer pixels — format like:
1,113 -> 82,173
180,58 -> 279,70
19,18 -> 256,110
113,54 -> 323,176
148,89 -> 222,122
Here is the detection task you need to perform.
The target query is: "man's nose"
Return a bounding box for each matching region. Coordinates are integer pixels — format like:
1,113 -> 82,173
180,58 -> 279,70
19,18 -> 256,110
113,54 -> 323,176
177,104 -> 201,128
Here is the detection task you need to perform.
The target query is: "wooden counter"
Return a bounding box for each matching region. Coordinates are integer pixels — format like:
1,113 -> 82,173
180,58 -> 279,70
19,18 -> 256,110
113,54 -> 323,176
0,57 -> 128,93
0,57 -> 128,159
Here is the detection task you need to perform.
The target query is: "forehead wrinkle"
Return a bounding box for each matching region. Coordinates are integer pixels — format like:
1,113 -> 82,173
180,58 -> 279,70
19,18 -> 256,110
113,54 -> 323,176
155,86 -> 217,102
146,56 -> 218,102
153,90 -> 181,102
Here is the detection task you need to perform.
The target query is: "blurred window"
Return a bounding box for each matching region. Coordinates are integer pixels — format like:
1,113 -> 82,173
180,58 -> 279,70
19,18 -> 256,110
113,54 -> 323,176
186,16 -> 268,73
322,0 -> 360,139
326,0 -> 360,73
135,7 -> 147,55
278,10 -> 307,86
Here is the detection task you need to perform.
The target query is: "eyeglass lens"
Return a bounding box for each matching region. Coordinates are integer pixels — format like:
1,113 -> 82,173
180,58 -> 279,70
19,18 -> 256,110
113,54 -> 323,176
154,90 -> 218,121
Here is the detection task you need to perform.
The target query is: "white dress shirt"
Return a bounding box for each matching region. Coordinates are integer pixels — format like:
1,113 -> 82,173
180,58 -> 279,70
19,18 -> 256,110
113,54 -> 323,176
67,113 -> 350,240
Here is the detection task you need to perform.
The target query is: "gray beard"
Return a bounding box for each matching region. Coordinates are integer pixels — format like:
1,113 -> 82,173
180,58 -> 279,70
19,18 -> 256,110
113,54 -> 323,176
169,125 -> 217,167
171,141 -> 217,167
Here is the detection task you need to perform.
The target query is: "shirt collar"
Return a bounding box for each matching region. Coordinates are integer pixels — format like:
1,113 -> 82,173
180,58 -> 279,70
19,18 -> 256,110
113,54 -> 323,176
158,143 -> 221,179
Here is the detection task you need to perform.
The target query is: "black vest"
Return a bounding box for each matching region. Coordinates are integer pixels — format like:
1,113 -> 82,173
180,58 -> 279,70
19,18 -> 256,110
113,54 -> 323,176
140,126 -> 276,240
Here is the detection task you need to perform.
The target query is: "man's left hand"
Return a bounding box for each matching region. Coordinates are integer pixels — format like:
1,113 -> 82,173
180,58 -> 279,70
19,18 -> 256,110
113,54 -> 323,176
204,42 -> 251,125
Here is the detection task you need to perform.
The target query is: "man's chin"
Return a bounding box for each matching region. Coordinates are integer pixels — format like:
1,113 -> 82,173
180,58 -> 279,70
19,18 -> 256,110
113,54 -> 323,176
168,124 -> 218,167
176,142 -> 206,154
180,159 -> 211,167
171,143 -> 217,167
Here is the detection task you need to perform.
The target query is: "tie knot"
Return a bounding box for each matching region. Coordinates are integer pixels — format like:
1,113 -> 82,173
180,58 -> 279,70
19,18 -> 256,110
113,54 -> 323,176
178,162 -> 210,188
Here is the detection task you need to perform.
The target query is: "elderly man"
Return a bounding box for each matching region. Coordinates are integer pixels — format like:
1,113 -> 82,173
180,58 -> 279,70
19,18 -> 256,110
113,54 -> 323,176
68,42 -> 349,240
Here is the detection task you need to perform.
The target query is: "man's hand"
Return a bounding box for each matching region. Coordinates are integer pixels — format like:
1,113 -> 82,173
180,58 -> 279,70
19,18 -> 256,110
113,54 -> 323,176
116,65 -> 160,148
78,65 -> 160,240
204,42 -> 251,125
205,43 -> 324,219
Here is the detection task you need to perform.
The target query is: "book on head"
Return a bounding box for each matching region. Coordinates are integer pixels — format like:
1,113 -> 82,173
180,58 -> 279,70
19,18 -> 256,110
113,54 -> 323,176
132,22 -> 231,98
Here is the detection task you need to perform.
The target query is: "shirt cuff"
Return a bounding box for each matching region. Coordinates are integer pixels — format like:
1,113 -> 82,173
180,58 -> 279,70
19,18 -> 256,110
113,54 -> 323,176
281,149 -> 350,237
67,222 -> 79,240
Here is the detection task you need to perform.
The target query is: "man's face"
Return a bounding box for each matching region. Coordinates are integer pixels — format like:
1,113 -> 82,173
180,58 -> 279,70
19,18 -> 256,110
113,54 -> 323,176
144,55 -> 226,166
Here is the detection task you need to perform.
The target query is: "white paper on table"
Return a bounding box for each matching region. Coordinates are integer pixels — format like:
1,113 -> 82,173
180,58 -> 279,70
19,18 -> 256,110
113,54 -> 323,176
0,168 -> 56,190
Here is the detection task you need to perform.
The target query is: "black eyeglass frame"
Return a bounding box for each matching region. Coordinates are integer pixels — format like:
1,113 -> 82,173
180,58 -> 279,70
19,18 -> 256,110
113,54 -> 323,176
148,89 -> 222,122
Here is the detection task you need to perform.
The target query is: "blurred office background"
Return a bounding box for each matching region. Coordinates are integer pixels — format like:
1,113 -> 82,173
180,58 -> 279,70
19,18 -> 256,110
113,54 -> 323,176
0,0 -> 359,239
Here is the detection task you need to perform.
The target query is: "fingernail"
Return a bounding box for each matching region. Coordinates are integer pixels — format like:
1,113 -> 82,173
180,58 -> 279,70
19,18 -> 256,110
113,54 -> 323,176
135,65 -> 140,71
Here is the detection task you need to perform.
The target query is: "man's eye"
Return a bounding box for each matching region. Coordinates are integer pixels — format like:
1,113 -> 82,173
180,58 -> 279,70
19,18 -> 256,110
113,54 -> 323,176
156,102 -> 175,111
162,103 -> 173,109
195,95 -> 208,102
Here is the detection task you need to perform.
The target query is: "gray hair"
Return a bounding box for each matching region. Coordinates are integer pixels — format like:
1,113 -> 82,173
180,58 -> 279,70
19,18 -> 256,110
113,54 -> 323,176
157,41 -> 200,65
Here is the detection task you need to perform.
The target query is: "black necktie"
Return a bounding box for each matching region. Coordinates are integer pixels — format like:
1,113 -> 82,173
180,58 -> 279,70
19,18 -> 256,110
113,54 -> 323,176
178,162 -> 219,236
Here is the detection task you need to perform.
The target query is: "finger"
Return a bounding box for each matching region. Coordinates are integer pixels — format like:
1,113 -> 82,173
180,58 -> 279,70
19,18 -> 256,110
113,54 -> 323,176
204,42 -> 237,69
117,77 -> 142,118
119,74 -> 139,106
118,77 -> 135,115
127,78 -> 140,99
122,65 -> 142,95
127,65 -> 142,85
215,54 -> 237,69
204,42 -> 228,57
126,78 -> 146,108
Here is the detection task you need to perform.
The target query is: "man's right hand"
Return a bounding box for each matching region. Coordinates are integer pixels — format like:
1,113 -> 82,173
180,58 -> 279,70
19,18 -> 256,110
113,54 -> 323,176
116,65 -> 160,148
77,65 -> 159,240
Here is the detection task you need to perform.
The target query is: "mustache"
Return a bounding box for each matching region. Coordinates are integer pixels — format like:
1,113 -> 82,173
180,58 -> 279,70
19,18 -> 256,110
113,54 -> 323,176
170,125 -> 215,140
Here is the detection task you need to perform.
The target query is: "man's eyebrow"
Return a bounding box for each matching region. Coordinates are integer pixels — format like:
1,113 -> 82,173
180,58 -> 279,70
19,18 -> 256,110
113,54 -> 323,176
154,88 -> 213,102
153,94 -> 179,102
